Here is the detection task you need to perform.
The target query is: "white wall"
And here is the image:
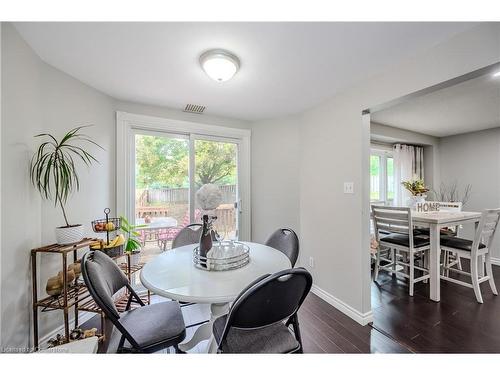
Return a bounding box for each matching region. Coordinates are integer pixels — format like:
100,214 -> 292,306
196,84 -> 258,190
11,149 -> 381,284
439,127 -> 500,259
251,115 -> 301,247
299,23 -> 500,322
1,23 -> 42,349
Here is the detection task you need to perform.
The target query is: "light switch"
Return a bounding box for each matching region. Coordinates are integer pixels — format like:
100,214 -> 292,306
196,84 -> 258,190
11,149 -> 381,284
344,182 -> 354,194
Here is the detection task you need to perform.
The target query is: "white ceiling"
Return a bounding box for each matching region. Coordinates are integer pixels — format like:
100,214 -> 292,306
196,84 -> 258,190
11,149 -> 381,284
371,73 -> 500,137
14,22 -> 478,121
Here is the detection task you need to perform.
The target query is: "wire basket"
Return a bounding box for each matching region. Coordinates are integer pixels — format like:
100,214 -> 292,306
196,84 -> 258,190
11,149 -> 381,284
91,208 -> 121,233
193,241 -> 250,271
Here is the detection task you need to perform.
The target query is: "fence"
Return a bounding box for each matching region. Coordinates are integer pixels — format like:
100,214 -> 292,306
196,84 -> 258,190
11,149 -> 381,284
137,184 -> 237,206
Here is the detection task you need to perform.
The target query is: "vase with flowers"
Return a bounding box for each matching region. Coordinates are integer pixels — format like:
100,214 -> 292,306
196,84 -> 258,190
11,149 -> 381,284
401,178 -> 429,209
195,184 -> 222,262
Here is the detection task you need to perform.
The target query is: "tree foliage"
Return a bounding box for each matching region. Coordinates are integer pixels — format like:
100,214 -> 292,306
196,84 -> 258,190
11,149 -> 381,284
135,135 -> 237,189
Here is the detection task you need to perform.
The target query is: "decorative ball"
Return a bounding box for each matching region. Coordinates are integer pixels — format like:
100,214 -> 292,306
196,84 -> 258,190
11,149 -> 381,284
196,184 -> 223,211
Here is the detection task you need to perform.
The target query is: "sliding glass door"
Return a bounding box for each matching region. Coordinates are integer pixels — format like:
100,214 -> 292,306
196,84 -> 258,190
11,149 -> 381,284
193,137 -> 239,240
132,130 -> 241,251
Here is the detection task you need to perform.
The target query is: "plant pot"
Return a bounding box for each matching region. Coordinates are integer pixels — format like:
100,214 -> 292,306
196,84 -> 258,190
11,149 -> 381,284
129,251 -> 141,266
55,224 -> 85,245
408,195 -> 426,210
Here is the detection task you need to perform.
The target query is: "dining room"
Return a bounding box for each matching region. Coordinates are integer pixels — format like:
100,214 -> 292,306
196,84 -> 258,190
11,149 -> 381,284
369,62 -> 500,352
2,8 -> 500,365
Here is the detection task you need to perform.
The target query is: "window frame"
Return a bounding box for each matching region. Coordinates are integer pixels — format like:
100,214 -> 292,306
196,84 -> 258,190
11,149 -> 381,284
370,147 -> 394,205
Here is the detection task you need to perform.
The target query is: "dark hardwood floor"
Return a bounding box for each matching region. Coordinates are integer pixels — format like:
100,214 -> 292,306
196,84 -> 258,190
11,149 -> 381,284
299,293 -> 410,353
372,261 -> 500,353
86,261 -> 500,354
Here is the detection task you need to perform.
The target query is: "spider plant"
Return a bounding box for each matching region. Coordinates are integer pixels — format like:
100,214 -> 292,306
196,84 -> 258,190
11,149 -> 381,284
29,126 -> 103,227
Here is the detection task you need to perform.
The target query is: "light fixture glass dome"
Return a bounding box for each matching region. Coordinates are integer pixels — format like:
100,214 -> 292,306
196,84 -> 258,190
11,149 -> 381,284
200,49 -> 240,82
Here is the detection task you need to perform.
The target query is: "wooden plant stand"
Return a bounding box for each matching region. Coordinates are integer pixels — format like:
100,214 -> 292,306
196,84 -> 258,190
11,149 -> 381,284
31,238 -> 150,351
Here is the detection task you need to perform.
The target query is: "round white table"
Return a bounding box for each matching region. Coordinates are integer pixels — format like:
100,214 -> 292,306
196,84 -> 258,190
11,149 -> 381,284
140,241 -> 291,352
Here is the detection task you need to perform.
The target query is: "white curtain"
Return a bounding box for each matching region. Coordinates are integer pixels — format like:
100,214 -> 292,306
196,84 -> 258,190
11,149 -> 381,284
393,144 -> 425,206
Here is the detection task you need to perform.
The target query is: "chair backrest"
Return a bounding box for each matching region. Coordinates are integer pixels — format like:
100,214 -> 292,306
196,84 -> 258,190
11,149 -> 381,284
372,205 -> 414,246
473,209 -> 500,254
172,223 -> 203,249
265,228 -> 299,267
81,250 -> 129,319
218,268 -> 312,346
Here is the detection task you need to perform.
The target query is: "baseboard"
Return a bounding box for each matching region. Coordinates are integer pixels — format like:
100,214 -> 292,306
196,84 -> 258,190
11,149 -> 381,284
311,284 -> 373,326
38,311 -> 96,347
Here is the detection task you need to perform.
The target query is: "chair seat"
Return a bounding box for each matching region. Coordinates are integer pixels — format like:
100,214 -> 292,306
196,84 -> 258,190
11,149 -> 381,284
213,314 -> 299,353
440,236 -> 486,252
119,301 -> 186,351
380,233 -> 430,248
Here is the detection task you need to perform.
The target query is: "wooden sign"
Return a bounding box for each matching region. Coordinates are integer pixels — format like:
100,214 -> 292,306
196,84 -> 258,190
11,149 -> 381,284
416,202 -> 440,212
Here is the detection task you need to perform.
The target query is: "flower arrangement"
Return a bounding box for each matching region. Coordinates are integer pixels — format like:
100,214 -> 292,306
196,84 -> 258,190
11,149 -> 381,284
401,178 -> 429,196
196,184 -> 223,211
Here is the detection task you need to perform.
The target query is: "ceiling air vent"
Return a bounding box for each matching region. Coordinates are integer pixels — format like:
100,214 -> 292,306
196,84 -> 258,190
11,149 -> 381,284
183,104 -> 206,114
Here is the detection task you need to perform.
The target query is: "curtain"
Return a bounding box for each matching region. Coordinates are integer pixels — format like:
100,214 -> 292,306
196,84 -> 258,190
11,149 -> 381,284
393,144 -> 425,206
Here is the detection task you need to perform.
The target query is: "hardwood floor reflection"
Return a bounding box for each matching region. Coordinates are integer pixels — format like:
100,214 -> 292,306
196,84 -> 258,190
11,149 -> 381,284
372,261 -> 500,353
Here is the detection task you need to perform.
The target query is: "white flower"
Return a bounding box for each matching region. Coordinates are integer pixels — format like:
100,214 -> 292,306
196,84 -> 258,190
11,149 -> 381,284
196,184 -> 223,211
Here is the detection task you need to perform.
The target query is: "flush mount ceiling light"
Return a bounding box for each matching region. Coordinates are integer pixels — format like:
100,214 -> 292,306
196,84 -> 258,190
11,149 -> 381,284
200,49 -> 240,82
493,71 -> 500,78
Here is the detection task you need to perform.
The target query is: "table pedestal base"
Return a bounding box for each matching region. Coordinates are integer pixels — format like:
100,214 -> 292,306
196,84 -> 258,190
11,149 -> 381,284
178,303 -> 229,353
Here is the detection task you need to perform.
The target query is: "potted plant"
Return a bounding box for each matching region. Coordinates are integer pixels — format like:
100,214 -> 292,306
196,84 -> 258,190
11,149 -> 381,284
120,216 -> 146,266
401,178 -> 429,209
29,126 -> 103,244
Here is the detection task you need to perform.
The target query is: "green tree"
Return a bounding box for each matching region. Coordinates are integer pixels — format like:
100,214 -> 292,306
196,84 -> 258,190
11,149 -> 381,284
135,135 -> 189,189
135,135 -> 237,189
194,140 -> 236,188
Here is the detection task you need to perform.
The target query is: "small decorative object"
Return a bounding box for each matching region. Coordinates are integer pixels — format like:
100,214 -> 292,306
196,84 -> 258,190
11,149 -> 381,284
415,201 -> 441,213
47,334 -> 66,348
193,241 -> 250,271
401,178 -> 429,209
29,126 -> 103,245
91,208 -> 125,257
430,182 -> 472,207
46,275 -> 63,296
68,261 -> 82,278
195,184 -> 223,263
83,328 -> 98,338
58,269 -> 76,285
69,327 -> 85,341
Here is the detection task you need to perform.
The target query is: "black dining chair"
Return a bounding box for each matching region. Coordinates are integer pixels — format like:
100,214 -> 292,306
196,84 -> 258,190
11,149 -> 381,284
81,250 -> 186,353
212,267 -> 312,353
172,223 -> 203,249
265,228 -> 300,267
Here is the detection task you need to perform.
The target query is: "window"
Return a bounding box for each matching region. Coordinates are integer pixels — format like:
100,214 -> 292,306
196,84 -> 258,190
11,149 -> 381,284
370,149 -> 394,205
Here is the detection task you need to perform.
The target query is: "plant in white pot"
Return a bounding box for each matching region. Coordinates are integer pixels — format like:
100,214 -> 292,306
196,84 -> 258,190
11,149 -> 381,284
29,126 -> 103,245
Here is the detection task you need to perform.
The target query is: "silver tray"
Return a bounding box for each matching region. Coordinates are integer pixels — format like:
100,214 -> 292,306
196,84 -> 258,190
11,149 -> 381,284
193,241 -> 250,271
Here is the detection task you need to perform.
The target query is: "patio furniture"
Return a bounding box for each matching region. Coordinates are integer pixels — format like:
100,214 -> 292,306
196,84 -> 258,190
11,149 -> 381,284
157,210 -> 201,250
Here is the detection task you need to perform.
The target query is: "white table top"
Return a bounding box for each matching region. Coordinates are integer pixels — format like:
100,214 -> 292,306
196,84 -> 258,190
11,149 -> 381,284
136,217 -> 178,229
140,242 -> 291,304
412,210 -> 481,225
